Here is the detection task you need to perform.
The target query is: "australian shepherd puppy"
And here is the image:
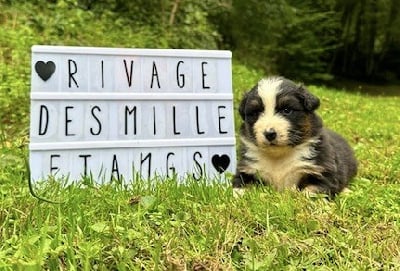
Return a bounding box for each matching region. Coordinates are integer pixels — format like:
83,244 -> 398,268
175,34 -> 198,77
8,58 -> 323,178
233,77 -> 357,197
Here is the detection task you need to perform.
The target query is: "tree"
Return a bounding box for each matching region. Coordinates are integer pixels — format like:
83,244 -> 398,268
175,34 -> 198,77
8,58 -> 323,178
230,0 -> 340,81
334,0 -> 400,80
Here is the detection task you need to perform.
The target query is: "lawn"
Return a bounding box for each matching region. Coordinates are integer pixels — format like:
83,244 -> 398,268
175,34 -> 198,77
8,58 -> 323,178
1,3 -> 400,271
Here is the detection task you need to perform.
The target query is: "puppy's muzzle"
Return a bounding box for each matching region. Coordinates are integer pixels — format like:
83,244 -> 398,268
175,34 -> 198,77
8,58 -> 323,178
264,128 -> 277,142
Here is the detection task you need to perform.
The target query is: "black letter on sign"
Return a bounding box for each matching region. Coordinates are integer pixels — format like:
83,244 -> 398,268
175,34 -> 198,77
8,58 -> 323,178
173,106 -> 181,135
65,106 -> 75,136
68,59 -> 79,88
123,59 -> 134,87
151,61 -> 161,89
90,106 -> 102,136
101,60 -> 104,88
166,152 -> 176,178
196,106 -> 205,135
38,105 -> 49,136
201,61 -> 210,89
124,106 -> 137,135
140,152 -> 152,180
79,154 -> 91,177
111,154 -> 120,181
192,151 -> 204,181
176,60 -> 185,88
218,105 -> 228,134
50,154 -> 60,174
152,106 -> 157,135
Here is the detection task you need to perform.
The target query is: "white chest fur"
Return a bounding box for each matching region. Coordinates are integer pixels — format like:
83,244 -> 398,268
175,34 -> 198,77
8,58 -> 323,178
241,137 -> 323,190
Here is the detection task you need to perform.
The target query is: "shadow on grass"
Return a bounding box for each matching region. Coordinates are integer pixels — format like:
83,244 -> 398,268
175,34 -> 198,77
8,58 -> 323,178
327,78 -> 400,96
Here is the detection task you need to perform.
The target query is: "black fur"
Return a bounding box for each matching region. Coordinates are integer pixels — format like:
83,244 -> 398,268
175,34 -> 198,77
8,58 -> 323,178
297,129 -> 358,195
233,77 -> 357,197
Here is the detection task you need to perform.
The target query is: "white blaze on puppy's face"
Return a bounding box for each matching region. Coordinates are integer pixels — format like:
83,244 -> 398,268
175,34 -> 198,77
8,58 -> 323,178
253,78 -> 291,147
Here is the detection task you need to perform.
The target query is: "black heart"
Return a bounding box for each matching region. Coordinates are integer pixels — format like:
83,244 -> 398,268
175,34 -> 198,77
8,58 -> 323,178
35,61 -> 56,81
211,154 -> 230,173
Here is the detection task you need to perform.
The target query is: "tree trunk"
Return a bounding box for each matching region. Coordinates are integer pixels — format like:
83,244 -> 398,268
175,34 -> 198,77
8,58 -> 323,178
169,0 -> 181,26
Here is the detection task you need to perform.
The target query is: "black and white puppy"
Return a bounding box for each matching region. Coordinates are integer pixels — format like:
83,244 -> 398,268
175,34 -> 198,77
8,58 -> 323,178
233,77 -> 357,197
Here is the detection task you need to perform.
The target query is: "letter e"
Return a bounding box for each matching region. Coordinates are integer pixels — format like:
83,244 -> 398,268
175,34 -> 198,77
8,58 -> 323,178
50,154 -> 60,174
218,105 -> 228,134
201,61 -> 210,89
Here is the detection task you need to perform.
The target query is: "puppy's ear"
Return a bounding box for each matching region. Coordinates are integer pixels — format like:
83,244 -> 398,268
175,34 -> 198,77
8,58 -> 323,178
299,86 -> 320,111
238,92 -> 249,120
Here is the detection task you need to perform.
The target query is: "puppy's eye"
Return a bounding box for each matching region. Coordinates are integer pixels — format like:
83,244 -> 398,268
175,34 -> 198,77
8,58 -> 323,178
280,108 -> 293,115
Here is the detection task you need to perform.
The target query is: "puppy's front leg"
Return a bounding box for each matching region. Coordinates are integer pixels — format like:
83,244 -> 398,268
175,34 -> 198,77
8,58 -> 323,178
232,172 -> 257,197
232,172 -> 257,187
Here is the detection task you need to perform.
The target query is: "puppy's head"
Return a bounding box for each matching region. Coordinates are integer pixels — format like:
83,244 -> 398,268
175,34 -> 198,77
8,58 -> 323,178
239,77 -> 322,148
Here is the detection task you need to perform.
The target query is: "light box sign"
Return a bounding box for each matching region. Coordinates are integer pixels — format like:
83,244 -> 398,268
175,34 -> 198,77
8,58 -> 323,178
29,45 -> 236,183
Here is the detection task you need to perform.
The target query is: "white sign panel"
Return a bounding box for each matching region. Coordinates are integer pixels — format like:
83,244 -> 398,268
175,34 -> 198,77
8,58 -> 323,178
29,45 -> 236,183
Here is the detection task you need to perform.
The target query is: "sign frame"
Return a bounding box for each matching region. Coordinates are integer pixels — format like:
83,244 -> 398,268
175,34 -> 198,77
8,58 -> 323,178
29,45 -> 236,183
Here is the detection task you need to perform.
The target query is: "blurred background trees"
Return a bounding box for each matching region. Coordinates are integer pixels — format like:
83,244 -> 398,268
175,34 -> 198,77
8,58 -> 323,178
229,0 -> 400,82
1,0 -> 400,83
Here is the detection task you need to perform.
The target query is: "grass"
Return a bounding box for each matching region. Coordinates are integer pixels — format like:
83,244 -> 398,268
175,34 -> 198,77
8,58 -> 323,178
1,2 -> 400,271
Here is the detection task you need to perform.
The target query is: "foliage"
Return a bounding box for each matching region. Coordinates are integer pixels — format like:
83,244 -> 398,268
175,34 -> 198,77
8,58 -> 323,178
334,0 -> 400,81
77,0 -> 224,49
229,0 -> 400,82
2,74 -> 400,269
230,0 -> 341,82
1,79 -> 400,269
2,175 -> 400,270
2,0 -> 399,82
0,1 -> 400,269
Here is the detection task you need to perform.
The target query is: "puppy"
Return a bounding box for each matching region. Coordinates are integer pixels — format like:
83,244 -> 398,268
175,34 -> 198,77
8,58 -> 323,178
232,77 -> 357,197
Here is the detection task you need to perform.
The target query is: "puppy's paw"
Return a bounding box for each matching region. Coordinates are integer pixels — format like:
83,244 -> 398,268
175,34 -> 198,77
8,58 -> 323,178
233,187 -> 246,198
341,187 -> 352,195
302,184 -> 321,193
302,185 -> 326,197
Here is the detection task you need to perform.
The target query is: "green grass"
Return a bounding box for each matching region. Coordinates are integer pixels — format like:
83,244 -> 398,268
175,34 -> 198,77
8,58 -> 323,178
1,2 -> 400,271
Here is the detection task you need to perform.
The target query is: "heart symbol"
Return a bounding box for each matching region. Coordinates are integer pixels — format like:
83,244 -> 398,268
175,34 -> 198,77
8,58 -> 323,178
35,61 -> 56,81
211,154 -> 230,173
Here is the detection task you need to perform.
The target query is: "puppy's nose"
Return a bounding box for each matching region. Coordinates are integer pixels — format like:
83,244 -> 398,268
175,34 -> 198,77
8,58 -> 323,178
264,128 -> 277,141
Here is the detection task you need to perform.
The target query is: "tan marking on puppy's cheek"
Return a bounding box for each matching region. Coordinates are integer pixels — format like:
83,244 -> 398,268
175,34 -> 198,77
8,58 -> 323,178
301,115 -> 313,138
